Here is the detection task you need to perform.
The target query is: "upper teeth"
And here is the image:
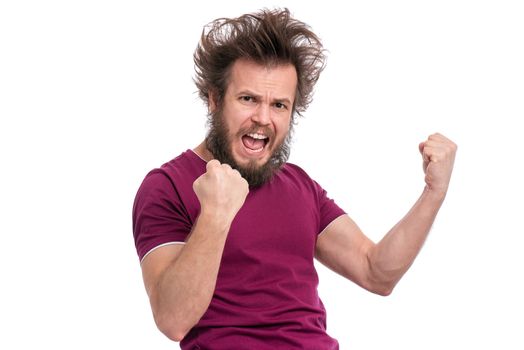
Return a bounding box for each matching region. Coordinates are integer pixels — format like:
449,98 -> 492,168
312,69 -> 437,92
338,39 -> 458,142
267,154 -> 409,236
247,133 -> 268,140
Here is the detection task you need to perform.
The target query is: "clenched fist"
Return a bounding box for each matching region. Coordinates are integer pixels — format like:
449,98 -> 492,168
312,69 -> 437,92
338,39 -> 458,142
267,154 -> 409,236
193,159 -> 249,223
419,133 -> 457,196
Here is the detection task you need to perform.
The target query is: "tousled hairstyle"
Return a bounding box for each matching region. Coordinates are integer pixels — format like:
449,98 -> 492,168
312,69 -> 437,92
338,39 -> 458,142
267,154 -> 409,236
193,8 -> 326,119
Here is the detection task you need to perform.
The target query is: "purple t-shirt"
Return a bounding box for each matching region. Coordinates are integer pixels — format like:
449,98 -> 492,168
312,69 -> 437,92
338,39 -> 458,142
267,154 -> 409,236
133,150 -> 345,349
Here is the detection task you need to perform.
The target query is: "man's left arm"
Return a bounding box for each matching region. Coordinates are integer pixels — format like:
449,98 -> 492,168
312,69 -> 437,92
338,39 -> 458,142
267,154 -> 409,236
315,133 -> 457,295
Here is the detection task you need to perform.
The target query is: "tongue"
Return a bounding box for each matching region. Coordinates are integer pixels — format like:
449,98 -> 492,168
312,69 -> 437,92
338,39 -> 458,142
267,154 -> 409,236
242,135 -> 265,150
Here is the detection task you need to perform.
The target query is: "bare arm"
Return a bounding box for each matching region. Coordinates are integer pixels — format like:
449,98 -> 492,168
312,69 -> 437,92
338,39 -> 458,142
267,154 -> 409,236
316,133 -> 456,295
141,160 -> 248,341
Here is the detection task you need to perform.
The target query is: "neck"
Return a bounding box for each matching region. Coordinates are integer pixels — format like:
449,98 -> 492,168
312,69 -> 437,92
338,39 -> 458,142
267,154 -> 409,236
193,140 -> 214,162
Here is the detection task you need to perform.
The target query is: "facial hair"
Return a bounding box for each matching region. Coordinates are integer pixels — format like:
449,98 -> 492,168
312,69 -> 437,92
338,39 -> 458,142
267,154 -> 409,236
205,109 -> 293,188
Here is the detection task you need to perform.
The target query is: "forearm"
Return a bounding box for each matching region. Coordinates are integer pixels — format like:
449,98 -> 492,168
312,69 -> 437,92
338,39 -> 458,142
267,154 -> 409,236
152,212 -> 230,340
368,187 -> 446,291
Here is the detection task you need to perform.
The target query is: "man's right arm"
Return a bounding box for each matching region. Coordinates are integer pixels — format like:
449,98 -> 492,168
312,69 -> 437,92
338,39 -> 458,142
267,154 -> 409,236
141,213 -> 231,341
140,160 -> 249,341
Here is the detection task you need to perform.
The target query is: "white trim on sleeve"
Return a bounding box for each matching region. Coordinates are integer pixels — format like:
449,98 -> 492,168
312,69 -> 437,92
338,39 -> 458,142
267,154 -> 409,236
317,213 -> 347,237
140,241 -> 186,264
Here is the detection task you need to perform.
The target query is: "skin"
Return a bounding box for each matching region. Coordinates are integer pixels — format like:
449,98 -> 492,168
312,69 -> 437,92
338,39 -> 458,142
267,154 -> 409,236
140,59 -> 458,341
204,59 -> 297,167
140,59 -> 296,341
316,133 -> 456,295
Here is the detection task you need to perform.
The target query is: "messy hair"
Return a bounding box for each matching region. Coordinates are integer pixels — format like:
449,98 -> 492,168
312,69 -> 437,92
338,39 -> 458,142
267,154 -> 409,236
193,8 -> 326,118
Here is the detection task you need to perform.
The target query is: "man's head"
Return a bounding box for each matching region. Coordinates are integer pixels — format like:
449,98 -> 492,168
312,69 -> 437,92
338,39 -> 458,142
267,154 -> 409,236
194,8 -> 326,186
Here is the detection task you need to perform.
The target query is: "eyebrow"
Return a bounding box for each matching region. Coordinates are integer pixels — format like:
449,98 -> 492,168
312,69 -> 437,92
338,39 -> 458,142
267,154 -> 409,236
238,90 -> 292,105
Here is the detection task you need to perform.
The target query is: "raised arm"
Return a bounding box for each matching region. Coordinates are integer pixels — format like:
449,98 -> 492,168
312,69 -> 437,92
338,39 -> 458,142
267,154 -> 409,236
316,133 -> 457,295
140,160 -> 248,341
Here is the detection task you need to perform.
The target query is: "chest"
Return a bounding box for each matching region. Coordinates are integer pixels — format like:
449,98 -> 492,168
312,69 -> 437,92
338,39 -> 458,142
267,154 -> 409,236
219,181 -> 321,279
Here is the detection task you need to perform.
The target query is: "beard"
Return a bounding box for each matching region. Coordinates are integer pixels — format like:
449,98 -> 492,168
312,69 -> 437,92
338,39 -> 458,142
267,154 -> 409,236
205,109 -> 293,188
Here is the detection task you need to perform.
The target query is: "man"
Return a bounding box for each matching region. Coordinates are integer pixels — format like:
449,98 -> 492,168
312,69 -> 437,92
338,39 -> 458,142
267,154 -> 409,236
132,8 -> 457,349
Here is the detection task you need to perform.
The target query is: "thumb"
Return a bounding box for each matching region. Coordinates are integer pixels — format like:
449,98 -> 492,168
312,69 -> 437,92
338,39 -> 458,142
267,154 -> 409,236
419,142 -> 430,162
419,142 -> 425,155
419,142 -> 431,173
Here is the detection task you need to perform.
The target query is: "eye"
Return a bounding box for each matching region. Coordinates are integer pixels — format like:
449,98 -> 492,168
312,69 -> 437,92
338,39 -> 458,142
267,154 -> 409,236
240,96 -> 255,103
274,102 -> 287,110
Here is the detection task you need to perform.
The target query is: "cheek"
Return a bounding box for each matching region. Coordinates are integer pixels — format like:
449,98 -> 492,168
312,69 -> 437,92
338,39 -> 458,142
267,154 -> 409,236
275,117 -> 292,138
227,110 -> 253,132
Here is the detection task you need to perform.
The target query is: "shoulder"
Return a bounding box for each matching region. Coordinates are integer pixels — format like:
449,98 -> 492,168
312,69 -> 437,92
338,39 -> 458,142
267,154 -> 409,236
273,162 -> 322,194
277,162 -> 339,203
140,150 -> 206,188
134,150 -> 206,207
157,149 -> 207,181
280,162 -> 314,181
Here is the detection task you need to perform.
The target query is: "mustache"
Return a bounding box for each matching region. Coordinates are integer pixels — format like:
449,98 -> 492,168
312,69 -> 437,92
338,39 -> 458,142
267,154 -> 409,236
205,108 -> 292,187
236,123 -> 275,140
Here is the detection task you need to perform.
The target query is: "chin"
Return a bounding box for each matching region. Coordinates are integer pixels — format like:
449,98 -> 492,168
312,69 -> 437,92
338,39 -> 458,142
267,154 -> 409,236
234,155 -> 268,170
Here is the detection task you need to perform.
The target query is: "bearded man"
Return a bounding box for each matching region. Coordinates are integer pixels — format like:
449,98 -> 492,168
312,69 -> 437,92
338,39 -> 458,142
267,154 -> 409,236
132,8 -> 457,350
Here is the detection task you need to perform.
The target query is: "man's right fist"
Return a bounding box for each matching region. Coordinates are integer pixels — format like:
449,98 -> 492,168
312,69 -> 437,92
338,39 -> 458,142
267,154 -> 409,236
193,160 -> 249,223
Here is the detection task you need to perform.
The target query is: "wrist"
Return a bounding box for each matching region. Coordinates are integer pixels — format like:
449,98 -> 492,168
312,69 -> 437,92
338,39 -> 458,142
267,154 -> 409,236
422,185 -> 447,202
198,208 -> 234,233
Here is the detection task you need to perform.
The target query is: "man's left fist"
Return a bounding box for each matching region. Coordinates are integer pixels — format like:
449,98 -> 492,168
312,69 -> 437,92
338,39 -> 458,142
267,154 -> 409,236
419,133 -> 457,195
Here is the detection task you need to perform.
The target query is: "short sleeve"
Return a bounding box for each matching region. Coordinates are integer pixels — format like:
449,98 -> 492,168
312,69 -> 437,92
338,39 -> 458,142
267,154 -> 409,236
315,181 -> 346,234
132,171 -> 192,262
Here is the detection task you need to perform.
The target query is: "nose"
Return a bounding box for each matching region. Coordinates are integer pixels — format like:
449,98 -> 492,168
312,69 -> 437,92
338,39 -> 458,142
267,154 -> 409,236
251,103 -> 271,125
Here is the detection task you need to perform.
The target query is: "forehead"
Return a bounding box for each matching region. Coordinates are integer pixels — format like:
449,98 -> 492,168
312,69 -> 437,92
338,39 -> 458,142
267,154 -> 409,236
227,59 -> 297,99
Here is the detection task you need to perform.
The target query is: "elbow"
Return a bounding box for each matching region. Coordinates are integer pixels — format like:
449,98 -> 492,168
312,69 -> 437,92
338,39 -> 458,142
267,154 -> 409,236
370,275 -> 399,296
372,283 -> 395,297
365,255 -> 398,296
154,312 -> 192,342
162,328 -> 187,343
365,270 -> 397,296
359,276 -> 395,296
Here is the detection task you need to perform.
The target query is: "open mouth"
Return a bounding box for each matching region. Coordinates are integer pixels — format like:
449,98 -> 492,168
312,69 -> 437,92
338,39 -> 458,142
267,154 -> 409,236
241,132 -> 270,153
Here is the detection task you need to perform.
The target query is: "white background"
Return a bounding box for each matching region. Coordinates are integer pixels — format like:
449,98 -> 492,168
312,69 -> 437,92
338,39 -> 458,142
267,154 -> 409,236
1,1 -> 523,349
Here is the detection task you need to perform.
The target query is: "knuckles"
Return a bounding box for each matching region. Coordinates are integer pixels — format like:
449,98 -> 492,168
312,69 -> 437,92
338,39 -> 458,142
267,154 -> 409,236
198,160 -> 248,189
